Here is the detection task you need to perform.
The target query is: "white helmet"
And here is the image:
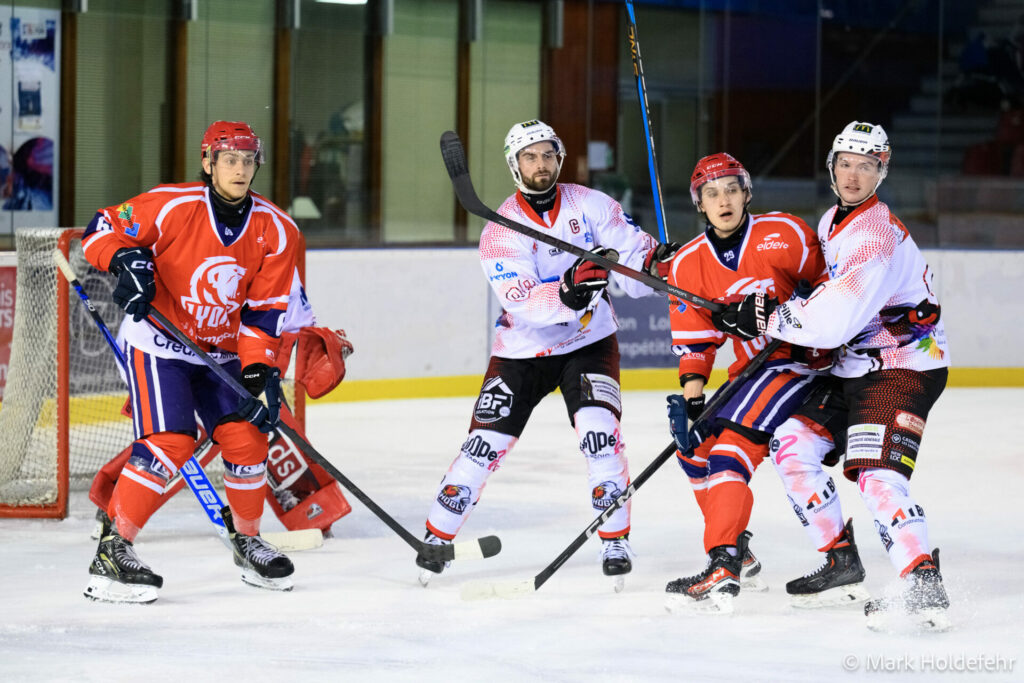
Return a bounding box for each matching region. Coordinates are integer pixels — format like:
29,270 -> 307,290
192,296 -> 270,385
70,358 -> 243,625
827,121 -> 891,200
503,120 -> 565,194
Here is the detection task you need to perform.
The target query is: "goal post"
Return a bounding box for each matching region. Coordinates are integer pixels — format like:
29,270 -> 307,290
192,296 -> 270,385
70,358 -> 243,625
0,227 -> 305,519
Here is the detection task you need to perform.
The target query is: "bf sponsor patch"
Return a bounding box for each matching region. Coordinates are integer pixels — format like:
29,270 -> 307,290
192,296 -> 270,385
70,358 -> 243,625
437,483 -> 472,515
895,410 -> 926,437
592,481 -> 624,510
474,376 -> 514,424
846,423 -> 886,460
580,373 -> 621,412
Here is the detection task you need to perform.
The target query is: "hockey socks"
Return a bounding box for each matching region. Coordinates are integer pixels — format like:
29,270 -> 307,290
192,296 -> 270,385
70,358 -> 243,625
106,435 -> 195,541
770,417 -> 846,551
703,482 -> 753,552
424,429 -> 518,539
857,468 -> 931,576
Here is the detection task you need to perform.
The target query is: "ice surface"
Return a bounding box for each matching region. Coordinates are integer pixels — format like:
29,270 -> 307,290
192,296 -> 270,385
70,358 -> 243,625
1,388 -> 1021,682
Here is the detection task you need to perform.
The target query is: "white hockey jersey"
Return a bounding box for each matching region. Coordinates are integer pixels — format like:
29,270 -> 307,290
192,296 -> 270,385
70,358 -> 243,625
765,196 -> 949,378
481,183 -> 659,358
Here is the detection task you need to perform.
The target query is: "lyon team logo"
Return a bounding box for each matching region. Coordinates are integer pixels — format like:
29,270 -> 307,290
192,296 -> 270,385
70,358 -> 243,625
180,256 -> 247,328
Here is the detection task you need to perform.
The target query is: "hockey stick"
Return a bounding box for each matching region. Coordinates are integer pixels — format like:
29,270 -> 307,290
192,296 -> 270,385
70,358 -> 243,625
461,337 -> 783,600
145,308 -> 501,564
54,251 -> 321,552
439,130 -> 722,313
625,0 -> 668,242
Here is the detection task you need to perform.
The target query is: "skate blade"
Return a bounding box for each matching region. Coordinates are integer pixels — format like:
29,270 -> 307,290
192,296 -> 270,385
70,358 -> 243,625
460,579 -> 534,601
740,574 -> 768,592
240,569 -> 293,592
865,606 -> 952,633
83,576 -> 158,604
89,521 -> 104,541
665,590 -> 735,615
611,575 -> 625,593
790,583 -> 870,609
417,569 -> 437,587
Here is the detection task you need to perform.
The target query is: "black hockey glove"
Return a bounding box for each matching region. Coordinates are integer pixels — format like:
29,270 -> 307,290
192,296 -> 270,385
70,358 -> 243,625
237,363 -> 282,434
558,247 -> 615,310
108,247 -> 156,323
643,241 -> 683,280
712,292 -> 778,341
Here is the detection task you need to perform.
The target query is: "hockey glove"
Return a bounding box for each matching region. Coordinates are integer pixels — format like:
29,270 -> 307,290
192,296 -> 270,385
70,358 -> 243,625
667,394 -> 713,455
109,247 -> 156,322
558,247 -> 614,310
643,241 -> 683,280
712,292 -> 778,340
238,363 -> 282,433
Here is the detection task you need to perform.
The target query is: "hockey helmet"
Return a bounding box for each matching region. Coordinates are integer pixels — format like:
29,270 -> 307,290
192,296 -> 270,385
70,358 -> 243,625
827,121 -> 891,198
689,152 -> 751,206
201,121 -> 265,166
503,120 -> 565,194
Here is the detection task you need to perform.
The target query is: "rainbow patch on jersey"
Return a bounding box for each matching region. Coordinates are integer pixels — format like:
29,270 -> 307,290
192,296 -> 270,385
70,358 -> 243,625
916,334 -> 944,360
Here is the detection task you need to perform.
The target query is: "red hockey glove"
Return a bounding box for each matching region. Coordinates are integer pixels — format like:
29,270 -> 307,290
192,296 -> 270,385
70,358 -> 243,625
559,247 -> 614,310
643,241 -> 683,280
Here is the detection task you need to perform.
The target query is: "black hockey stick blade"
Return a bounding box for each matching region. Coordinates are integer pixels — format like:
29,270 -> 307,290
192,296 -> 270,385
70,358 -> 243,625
439,130 -> 722,313
147,308 -> 501,564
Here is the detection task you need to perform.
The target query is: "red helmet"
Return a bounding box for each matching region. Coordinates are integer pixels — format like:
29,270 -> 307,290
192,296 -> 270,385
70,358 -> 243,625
200,121 -> 264,166
689,152 -> 751,205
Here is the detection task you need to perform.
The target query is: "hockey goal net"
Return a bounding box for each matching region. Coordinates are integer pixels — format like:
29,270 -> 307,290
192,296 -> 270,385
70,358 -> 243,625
0,228 -> 302,518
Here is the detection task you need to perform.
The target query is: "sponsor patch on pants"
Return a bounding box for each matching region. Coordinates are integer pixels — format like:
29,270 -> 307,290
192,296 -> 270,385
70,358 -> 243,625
474,376 -> 514,423
846,423 -> 886,460
581,373 -> 621,412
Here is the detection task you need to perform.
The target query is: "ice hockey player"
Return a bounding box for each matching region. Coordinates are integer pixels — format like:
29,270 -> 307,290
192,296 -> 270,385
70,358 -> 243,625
662,153 -> 829,614
714,121 -> 951,631
81,121 -> 305,602
416,119 -> 681,590
88,322 -> 355,542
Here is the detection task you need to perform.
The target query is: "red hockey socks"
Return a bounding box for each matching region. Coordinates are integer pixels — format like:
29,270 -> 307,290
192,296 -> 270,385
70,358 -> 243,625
107,433 -> 196,541
215,421 -> 269,536
703,481 -> 753,552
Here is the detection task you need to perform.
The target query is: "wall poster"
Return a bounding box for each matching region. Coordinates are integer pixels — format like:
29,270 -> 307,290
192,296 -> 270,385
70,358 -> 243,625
0,7 -> 60,238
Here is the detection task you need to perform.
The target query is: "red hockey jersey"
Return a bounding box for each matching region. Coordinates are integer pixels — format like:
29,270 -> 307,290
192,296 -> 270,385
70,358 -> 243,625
668,212 -> 826,381
82,182 -> 299,368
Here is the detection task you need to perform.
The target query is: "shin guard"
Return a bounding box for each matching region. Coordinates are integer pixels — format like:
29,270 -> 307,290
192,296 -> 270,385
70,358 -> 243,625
425,429 -> 517,539
858,467 -> 932,576
107,433 -> 196,541
216,420 -> 270,537
770,417 -> 846,551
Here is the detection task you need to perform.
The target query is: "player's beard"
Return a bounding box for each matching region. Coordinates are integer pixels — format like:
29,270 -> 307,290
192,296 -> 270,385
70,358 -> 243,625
523,169 -> 556,193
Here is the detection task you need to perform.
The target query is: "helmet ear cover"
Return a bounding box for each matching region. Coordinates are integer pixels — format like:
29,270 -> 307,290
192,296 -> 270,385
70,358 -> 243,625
503,119 -> 565,193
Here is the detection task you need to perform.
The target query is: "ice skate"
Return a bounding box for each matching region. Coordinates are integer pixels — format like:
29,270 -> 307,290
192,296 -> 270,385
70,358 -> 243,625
865,549 -> 950,633
739,540 -> 767,592
787,519 -> 869,608
84,527 -> 163,604
89,508 -> 112,541
416,530 -> 452,587
601,535 -> 634,593
231,531 -> 295,591
665,532 -> 748,615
